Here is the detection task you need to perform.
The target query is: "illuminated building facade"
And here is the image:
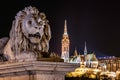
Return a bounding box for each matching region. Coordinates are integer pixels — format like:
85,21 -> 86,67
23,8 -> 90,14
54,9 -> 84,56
98,56 -> 120,71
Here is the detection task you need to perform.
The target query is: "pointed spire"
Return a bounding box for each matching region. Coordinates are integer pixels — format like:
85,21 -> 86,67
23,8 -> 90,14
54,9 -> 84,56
84,41 -> 87,55
64,19 -> 68,35
74,47 -> 78,56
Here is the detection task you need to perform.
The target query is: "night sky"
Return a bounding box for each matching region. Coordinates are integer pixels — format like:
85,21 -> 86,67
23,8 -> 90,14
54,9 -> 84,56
0,0 -> 120,57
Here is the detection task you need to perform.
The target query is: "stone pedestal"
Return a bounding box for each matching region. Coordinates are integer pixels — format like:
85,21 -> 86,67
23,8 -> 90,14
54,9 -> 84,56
0,61 -> 79,80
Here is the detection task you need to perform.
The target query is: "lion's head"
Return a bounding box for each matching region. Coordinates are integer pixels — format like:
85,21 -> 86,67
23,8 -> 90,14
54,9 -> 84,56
9,6 -> 51,56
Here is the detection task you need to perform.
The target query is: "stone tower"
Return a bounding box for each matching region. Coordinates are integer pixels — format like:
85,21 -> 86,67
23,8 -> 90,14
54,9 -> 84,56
61,20 -> 70,62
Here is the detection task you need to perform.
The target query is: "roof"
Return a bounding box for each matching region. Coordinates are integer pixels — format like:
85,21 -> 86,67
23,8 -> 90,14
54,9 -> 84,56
86,53 -> 98,61
70,53 -> 98,62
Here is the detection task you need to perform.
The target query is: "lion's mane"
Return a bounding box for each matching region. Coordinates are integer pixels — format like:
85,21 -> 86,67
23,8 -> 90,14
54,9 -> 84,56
9,6 -> 51,56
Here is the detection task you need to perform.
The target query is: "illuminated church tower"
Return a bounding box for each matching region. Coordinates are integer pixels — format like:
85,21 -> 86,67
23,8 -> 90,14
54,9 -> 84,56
61,20 -> 70,62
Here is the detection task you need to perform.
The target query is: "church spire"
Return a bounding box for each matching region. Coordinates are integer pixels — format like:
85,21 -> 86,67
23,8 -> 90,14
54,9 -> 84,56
84,41 -> 87,55
64,20 -> 68,35
74,47 -> 78,56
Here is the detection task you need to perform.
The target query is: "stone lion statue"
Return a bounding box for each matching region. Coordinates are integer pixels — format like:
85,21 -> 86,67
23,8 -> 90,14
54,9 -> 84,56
0,6 -> 51,61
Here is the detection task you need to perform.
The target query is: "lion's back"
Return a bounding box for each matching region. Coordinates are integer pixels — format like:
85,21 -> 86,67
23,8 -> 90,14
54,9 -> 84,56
0,37 -> 9,51
0,37 -> 9,61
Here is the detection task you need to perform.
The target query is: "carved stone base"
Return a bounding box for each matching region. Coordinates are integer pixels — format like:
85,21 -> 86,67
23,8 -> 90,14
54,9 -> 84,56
0,61 -> 79,80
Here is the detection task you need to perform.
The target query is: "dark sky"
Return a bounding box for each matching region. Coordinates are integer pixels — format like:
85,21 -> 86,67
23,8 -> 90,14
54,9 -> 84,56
0,0 -> 120,57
